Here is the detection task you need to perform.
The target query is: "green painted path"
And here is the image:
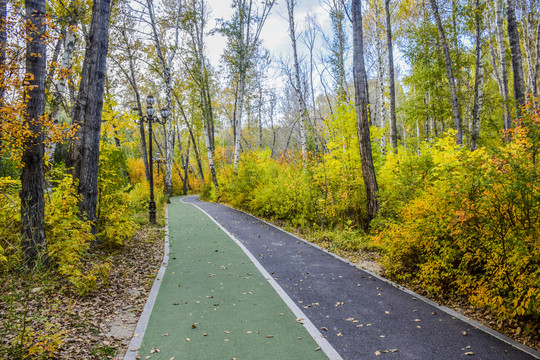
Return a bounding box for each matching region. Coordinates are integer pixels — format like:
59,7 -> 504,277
129,198 -> 330,360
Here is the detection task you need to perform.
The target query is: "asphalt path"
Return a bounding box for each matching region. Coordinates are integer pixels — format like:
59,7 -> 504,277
183,195 -> 540,360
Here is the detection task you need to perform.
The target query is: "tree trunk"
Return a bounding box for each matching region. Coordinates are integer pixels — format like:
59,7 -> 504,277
233,73 -> 245,173
146,0 -> 182,197
287,0 -> 308,165
71,0 -> 111,233
506,0 -> 525,119
374,1 -> 385,132
175,95 -> 206,182
494,0 -> 512,132
0,0 -> 6,173
385,0 -> 398,151
123,30 -> 150,182
193,2 -> 218,191
163,67 -> 174,197
429,0 -> 463,144
471,0 -> 484,151
352,0 -> 379,223
21,0 -> 47,267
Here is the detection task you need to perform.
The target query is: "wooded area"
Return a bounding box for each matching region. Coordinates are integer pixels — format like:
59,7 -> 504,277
0,0 -> 539,357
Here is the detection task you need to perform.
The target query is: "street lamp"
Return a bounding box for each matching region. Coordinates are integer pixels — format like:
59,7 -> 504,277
136,94 -> 169,224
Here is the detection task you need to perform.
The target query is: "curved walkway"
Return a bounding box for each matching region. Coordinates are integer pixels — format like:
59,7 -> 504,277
125,196 -> 540,360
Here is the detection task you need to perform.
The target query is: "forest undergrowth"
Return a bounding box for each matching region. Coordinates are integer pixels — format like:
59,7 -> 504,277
203,105 -> 540,351
0,143 -> 171,359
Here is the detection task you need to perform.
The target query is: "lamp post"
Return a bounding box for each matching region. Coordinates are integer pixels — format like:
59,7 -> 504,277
137,94 -> 170,224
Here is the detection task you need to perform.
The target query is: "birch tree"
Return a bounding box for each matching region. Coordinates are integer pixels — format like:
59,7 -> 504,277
286,0 -> 308,164
146,0 -> 183,196
471,0 -> 484,150
385,0 -> 398,151
506,0 -> 525,119
220,0 -> 275,174
494,0 -> 512,132
429,0 -> 463,144
183,0 -> 218,190
352,0 -> 379,223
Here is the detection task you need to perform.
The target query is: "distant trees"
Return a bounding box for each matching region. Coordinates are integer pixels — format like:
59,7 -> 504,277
219,0 -> 275,173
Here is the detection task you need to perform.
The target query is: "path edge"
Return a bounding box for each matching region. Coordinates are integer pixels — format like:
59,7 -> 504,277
203,197 -> 540,360
182,197 -> 343,360
123,207 -> 170,360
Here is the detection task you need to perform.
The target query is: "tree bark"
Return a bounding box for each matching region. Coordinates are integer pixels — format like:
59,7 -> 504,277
0,0 -> 6,173
494,0 -> 512,132
122,30 -> 150,182
71,0 -> 111,233
286,0 -> 308,165
146,0 -> 182,197
506,0 -> 525,119
21,0 -> 47,267
471,0 -> 484,151
385,0 -> 398,151
352,0 -> 379,223
429,0 -> 463,144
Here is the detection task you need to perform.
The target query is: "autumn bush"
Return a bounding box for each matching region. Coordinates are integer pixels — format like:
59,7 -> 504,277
97,143 -> 138,245
214,106 -> 539,334
45,173 -> 101,295
214,106 -> 371,230
0,176 -> 21,268
379,122 -> 540,333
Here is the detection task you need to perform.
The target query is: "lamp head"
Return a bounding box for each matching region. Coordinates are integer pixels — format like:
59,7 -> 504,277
146,94 -> 155,106
160,107 -> 170,119
146,106 -> 155,117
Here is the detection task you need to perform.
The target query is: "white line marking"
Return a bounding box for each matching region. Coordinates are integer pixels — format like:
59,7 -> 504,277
124,207 -> 170,360
182,197 -> 343,360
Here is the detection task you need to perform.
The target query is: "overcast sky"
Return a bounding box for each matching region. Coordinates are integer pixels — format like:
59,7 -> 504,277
204,0 -> 332,69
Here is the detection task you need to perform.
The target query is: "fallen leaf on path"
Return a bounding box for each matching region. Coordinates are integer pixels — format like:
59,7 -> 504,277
463,352 -> 475,356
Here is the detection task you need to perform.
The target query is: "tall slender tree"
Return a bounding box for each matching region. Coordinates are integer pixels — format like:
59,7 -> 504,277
184,0 -> 218,190
352,0 -> 379,223
21,0 -> 47,266
385,0 -> 398,151
429,0 -> 463,144
506,0 -> 525,119
495,0 -> 512,132
70,0 -> 111,233
286,0 -> 308,165
471,0 -> 484,150
146,0 -> 183,197
220,0 -> 275,174
0,0 -> 6,173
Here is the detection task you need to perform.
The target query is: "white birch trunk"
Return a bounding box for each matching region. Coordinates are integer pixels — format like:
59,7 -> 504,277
287,0 -> 307,165
233,74 -> 245,173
